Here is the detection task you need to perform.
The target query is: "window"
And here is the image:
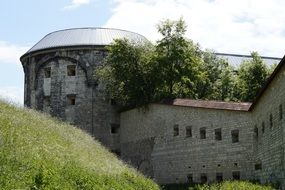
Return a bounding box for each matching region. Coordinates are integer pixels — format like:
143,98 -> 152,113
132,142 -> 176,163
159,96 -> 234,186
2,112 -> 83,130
67,65 -> 76,76
216,173 -> 223,183
111,149 -> 121,157
187,174 -> 193,184
215,128 -> 222,141
186,126 -> 192,137
255,163 -> 262,170
200,127 -> 206,139
44,67 -> 51,78
232,171 -> 240,180
254,126 -> 258,139
262,122 -> 265,134
110,99 -> 117,105
231,130 -> 239,143
111,123 -> 120,134
280,104 -> 283,120
200,173 -> 207,184
44,96 -> 51,106
67,94 -> 76,105
173,125 -> 179,136
269,114 -> 273,128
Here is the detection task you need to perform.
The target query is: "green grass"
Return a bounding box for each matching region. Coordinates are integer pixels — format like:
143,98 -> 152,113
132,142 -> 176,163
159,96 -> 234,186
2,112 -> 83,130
0,100 -> 159,190
162,181 -> 274,190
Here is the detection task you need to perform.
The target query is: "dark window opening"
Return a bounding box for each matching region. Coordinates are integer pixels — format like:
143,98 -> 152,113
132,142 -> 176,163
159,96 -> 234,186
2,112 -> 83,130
216,173 -> 223,183
231,130 -> 239,143
279,104 -> 283,120
67,94 -> 76,105
187,174 -> 193,184
254,126 -> 258,139
111,123 -> 120,134
269,114 -> 273,128
44,67 -> 51,78
202,165 -> 205,168
200,127 -> 206,139
174,125 -> 179,136
67,65 -> 76,76
234,163 -> 238,167
217,164 -> 221,167
110,99 -> 117,105
200,173 -> 207,184
44,96 -> 51,106
186,126 -> 192,137
255,163 -> 262,170
215,128 -> 222,141
262,122 -> 265,134
111,149 -> 121,157
232,171 -> 240,180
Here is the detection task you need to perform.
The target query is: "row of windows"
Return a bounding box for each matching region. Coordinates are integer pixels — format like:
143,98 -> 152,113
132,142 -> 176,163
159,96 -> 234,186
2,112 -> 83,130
174,125 -> 239,143
186,171 -> 240,184
44,65 -> 76,78
44,94 -> 76,106
254,104 -> 283,138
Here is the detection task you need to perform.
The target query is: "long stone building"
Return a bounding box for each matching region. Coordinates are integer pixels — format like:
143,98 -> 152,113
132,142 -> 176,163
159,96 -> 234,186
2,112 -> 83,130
20,28 -> 285,188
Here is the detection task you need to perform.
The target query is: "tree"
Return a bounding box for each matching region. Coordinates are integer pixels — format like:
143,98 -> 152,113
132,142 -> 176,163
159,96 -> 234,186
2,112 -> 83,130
235,52 -> 269,102
96,39 -> 155,108
154,18 -> 204,100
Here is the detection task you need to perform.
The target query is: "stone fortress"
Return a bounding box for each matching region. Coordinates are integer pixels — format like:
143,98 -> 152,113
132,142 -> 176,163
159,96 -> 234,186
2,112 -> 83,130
20,28 -> 285,187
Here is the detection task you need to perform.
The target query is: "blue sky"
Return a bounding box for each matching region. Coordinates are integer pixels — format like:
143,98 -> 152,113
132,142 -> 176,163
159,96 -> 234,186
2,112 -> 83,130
1,0 -> 285,104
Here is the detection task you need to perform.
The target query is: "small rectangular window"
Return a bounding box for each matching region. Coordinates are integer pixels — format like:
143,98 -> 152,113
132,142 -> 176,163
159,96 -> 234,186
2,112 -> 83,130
44,67 -> 51,78
232,171 -> 240,180
187,174 -> 193,184
255,163 -> 262,170
173,125 -> 179,136
215,128 -> 222,141
67,65 -> 76,76
186,126 -> 192,137
44,96 -> 51,106
279,104 -> 283,120
231,129 -> 239,143
200,173 -> 207,184
262,122 -> 265,134
254,126 -> 258,139
111,149 -> 121,157
67,94 -> 76,105
269,114 -> 273,128
200,127 -> 206,139
216,173 -> 223,183
111,123 -> 120,134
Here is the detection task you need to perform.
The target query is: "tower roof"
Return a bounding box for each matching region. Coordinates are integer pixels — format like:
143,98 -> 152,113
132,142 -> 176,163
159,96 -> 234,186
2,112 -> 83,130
21,27 -> 147,58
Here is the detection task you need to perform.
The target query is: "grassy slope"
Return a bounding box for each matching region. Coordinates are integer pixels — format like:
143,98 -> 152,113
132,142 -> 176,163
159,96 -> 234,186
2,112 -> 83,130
0,101 -> 159,190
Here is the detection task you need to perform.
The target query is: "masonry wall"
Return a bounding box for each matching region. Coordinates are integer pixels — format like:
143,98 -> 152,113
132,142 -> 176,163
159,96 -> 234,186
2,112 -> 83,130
120,105 -> 255,184
21,48 -> 120,150
251,65 -> 285,187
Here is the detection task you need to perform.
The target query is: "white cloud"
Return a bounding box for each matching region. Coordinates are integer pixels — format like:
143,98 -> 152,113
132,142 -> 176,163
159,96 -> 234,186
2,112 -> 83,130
64,0 -> 91,10
0,41 -> 29,65
0,86 -> 24,105
105,0 -> 285,57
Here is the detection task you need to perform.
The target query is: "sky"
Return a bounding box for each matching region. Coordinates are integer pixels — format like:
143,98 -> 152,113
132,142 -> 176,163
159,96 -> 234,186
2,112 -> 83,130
0,0 -> 285,105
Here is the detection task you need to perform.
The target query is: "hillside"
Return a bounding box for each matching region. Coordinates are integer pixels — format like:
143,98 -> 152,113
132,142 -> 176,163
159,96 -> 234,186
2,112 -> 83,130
0,100 -> 159,190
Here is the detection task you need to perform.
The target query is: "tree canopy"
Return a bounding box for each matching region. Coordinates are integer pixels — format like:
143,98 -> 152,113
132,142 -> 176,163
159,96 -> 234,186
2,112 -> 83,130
96,18 -> 276,109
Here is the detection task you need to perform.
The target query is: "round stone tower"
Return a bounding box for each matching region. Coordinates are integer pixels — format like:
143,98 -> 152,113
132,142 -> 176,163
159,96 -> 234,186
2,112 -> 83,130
20,28 -> 147,151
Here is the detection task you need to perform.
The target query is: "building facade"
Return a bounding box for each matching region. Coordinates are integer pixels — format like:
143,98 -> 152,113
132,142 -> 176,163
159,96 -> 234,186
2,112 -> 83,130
21,28 -> 285,188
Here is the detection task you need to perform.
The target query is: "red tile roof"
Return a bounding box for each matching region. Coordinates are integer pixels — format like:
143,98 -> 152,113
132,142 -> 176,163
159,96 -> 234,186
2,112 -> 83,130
159,99 -> 252,111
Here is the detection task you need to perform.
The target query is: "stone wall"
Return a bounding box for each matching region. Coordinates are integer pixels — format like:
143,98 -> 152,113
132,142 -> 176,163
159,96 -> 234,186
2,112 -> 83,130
21,48 -> 120,150
251,65 -> 285,187
120,105 -> 255,184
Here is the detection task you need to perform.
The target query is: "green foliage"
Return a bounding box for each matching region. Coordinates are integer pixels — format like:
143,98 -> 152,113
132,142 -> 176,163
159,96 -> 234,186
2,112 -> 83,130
189,181 -> 274,190
162,181 -> 274,190
235,52 -> 269,102
0,100 -> 159,190
96,18 -> 275,108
